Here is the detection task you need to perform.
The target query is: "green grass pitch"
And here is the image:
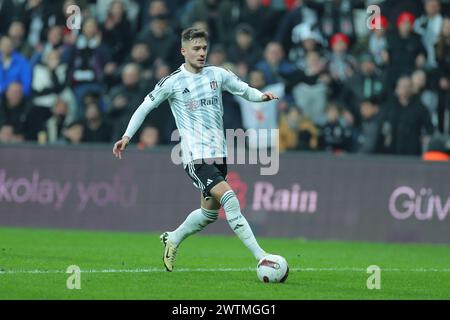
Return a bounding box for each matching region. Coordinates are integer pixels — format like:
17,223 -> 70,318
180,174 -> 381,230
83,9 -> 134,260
1,227 -> 449,300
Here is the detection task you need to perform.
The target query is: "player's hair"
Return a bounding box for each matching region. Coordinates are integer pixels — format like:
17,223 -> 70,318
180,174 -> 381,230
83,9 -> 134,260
181,27 -> 209,47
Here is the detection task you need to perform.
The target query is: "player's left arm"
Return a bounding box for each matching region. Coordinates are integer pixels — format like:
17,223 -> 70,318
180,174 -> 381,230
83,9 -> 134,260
221,68 -> 279,103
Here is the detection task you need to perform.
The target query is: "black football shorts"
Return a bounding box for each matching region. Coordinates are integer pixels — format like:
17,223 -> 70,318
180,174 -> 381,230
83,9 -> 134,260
184,157 -> 227,198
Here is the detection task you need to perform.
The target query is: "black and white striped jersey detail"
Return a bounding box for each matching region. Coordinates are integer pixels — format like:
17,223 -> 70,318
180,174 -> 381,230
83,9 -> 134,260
157,68 -> 181,87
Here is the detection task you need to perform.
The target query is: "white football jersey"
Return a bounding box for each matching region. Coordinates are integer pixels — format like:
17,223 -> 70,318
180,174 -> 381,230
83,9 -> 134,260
124,64 -> 264,165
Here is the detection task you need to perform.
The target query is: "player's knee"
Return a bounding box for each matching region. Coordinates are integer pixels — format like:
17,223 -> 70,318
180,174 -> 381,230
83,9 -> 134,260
202,195 -> 221,211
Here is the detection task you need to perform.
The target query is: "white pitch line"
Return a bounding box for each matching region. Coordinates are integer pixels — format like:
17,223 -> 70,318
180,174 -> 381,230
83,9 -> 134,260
1,267 -> 450,275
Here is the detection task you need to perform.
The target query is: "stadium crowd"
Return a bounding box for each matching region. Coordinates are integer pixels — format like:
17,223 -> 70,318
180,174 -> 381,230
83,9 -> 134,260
0,0 -> 449,159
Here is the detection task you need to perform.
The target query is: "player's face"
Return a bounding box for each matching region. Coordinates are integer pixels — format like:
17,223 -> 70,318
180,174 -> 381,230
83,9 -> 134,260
182,38 -> 208,70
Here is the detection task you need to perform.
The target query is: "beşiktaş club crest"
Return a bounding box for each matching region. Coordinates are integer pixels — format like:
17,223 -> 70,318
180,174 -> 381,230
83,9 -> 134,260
210,80 -> 218,90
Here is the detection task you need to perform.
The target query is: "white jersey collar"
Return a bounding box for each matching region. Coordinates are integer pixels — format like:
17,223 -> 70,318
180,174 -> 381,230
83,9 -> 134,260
181,63 -> 205,76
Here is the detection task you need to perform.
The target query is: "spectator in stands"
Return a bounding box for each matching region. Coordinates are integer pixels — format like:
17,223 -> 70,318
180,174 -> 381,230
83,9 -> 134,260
190,20 -> 209,34
414,0 -> 444,69
0,0 -> 443,159
327,33 -> 357,83
207,44 -> 227,67
255,42 -> 295,85
31,25 -> 65,66
227,24 -> 262,68
19,0 -> 58,48
221,64 -> 244,131
379,76 -> 434,155
436,17 -> 450,78
0,125 -> 24,143
8,21 -> 33,59
66,18 -> 111,116
0,0 -> 16,35
289,50 -> 330,125
137,125 -> 160,150
261,0 -> 298,10
140,0 -> 172,31
368,15 -> 389,68
275,0 -> 317,53
96,0 -> 139,30
45,98 -> 73,144
136,8 -> 178,68
82,91 -> 102,111
289,23 -> 325,70
62,120 -> 84,144
0,82 -> 27,139
319,102 -> 353,153
318,0 -> 362,45
181,0 -> 235,46
235,0 -> 280,48
107,63 -> 146,141
151,61 -> 171,87
278,104 -> 319,151
380,0 -> 423,28
101,0 -> 132,66
354,98 -> 381,154
385,12 -> 426,91
233,61 -> 250,83
82,102 -> 112,143
235,69 -> 283,149
114,41 -> 154,89
343,54 -> 385,124
29,49 -> 73,138
411,69 -> 439,128
0,35 -> 32,97
436,17 -> 450,133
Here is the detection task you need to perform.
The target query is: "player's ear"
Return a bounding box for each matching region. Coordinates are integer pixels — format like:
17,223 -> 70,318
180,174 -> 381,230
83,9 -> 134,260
181,47 -> 186,57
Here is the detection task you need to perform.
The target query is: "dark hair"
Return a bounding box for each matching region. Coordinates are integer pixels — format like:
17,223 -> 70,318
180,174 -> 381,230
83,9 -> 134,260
235,23 -> 254,36
181,27 -> 209,45
66,120 -> 84,129
361,97 -> 380,106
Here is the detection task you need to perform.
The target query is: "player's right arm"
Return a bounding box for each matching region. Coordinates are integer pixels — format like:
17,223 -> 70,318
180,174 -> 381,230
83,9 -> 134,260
112,81 -> 172,159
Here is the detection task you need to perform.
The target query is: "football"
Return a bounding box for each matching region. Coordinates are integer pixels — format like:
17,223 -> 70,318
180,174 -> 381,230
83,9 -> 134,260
257,254 -> 289,283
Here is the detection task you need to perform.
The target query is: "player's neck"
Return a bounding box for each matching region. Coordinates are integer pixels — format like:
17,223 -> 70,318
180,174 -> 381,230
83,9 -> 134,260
183,62 -> 203,74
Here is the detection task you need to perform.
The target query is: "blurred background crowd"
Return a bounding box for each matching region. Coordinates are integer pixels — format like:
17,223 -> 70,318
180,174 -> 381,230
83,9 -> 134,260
0,0 -> 450,160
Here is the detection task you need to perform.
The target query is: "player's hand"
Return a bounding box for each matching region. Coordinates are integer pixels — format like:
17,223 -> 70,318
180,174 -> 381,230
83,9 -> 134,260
113,136 -> 130,160
261,92 -> 279,101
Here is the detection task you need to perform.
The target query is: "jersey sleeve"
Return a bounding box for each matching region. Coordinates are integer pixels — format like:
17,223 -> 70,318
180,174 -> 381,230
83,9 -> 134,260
123,80 -> 172,139
221,68 -> 264,102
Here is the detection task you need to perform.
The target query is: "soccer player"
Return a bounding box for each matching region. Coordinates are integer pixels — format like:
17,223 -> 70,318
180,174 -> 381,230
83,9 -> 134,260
112,28 -> 279,272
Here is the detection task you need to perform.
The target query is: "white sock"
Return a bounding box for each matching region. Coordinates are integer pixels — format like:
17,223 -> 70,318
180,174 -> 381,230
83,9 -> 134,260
220,190 -> 266,260
169,207 -> 218,246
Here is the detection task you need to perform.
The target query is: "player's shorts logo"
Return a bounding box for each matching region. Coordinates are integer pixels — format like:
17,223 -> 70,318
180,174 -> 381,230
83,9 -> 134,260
210,80 -> 218,90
